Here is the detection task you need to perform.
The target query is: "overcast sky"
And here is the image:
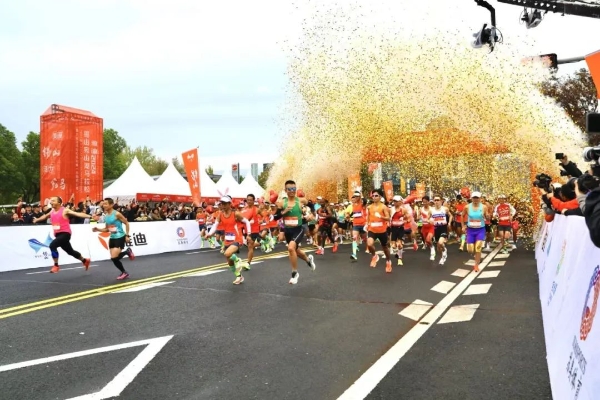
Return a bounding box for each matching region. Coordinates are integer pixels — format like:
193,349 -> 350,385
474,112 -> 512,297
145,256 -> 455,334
1,0 -> 599,176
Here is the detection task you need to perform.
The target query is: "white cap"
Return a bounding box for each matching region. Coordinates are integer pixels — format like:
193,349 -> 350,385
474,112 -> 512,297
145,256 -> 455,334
471,191 -> 482,198
392,195 -> 402,201
352,191 -> 361,198
316,196 -> 323,200
220,196 -> 232,203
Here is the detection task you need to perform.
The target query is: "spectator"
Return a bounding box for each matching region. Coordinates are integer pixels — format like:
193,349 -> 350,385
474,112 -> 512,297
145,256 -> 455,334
11,213 -> 23,225
21,204 -> 35,224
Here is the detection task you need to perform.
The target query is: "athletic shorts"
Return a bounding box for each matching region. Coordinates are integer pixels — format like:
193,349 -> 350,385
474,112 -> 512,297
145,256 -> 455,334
338,221 -> 348,230
308,224 -> 316,232
284,227 -> 305,245
452,221 -> 463,229
421,224 -> 434,238
247,233 -> 261,241
390,227 -> 404,242
368,231 -> 389,246
434,225 -> 448,242
108,237 -> 126,249
485,224 -> 491,233
318,225 -> 332,234
353,225 -> 364,232
466,227 -> 486,244
497,225 -> 512,233
224,243 -> 241,253
216,230 -> 225,236
403,228 -> 412,236
198,224 -> 206,231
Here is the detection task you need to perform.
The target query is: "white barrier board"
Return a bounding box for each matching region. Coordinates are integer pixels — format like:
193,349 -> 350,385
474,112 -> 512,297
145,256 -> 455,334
536,215 -> 599,400
3,220 -> 201,272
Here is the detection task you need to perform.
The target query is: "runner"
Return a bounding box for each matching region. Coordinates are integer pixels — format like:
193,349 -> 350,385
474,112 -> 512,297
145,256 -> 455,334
454,195 -> 467,251
92,198 -> 134,280
316,200 -> 338,255
431,195 -> 452,265
275,180 -> 316,284
348,191 -> 367,261
205,196 -> 252,285
365,189 -> 392,272
240,194 -> 261,269
461,191 -> 491,272
419,196 -> 436,260
31,196 -> 92,273
390,195 -> 409,266
493,194 -> 516,253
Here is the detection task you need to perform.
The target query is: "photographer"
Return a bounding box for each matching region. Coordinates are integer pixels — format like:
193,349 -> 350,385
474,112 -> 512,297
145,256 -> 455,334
575,163 -> 600,247
539,183 -> 579,213
557,153 -> 583,178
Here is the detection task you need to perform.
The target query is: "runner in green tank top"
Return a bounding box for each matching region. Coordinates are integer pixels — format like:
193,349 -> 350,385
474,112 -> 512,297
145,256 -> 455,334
276,179 -> 316,285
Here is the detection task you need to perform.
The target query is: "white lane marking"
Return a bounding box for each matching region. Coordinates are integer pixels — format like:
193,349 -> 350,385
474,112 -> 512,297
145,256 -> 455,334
185,271 -> 225,277
0,335 -> 172,400
463,284 -> 492,295
398,300 -> 433,321
437,304 -> 480,324
451,269 -> 470,278
464,259 -> 476,266
112,282 -> 174,293
494,253 -> 510,259
478,270 -> 500,279
337,245 -> 501,400
26,265 -> 99,275
431,281 -> 456,294
267,254 -> 288,259
487,261 -> 506,267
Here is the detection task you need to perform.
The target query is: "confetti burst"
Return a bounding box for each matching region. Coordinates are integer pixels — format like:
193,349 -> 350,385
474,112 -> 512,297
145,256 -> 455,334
267,0 -> 585,236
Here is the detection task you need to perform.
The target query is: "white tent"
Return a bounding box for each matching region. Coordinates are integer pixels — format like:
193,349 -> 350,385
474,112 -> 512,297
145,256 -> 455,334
215,172 -> 245,199
238,174 -> 266,199
200,168 -> 221,198
103,157 -> 158,202
155,162 -> 191,196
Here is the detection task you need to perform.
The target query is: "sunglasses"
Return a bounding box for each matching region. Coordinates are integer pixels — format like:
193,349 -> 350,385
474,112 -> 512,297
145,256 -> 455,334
372,194 -> 380,198
286,187 -> 296,191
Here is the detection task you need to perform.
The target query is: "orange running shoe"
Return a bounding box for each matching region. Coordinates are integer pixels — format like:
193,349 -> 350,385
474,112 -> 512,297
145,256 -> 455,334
50,265 -> 59,273
473,264 -> 479,272
370,254 -> 379,268
385,260 -> 392,273
332,243 -> 338,253
83,258 -> 91,271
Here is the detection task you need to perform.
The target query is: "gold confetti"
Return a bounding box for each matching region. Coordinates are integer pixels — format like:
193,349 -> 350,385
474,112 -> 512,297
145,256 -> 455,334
268,1 -> 586,237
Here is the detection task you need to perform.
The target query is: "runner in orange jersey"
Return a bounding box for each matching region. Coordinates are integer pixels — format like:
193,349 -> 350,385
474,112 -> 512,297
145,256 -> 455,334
196,206 -> 208,248
365,189 -> 392,272
205,196 -> 251,285
493,194 -> 516,253
348,191 -> 367,261
390,195 -> 410,266
418,196 -> 436,260
239,194 -> 263,269
454,195 -> 467,251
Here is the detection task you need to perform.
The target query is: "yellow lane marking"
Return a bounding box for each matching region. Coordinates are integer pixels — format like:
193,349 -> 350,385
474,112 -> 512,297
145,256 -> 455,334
0,250 -> 290,318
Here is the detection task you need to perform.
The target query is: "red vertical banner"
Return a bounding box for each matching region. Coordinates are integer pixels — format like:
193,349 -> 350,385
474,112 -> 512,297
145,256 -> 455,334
181,148 -> 201,205
383,180 -> 394,202
348,173 -> 362,199
585,50 -> 600,99
40,121 -> 70,205
76,123 -> 103,203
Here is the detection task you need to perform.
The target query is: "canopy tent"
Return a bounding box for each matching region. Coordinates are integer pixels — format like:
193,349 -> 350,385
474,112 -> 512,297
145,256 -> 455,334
103,157 -> 159,203
199,168 -> 221,199
215,172 -> 245,199
238,174 -> 266,199
155,162 -> 191,196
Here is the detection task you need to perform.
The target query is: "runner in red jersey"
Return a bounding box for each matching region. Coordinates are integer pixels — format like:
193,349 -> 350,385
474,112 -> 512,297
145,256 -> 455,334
205,196 -> 251,285
240,194 -> 262,270
493,194 -> 516,253
419,196 -> 436,260
390,195 -> 410,266
454,195 -> 467,251
32,196 -> 92,273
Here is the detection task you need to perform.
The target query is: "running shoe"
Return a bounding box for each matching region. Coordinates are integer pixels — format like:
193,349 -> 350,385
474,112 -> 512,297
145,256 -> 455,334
385,260 -> 392,273
289,271 -> 299,284
370,254 -> 379,268
233,275 -> 244,285
126,247 -> 135,261
116,272 -> 129,280
83,258 -> 91,271
50,265 -> 59,273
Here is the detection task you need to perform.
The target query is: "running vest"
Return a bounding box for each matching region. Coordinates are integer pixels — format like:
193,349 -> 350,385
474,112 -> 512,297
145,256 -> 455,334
455,203 -> 466,223
219,211 -> 242,245
104,210 -> 125,239
494,203 -> 514,226
352,203 -> 366,226
50,207 -> 71,234
282,198 -> 303,229
196,212 -> 206,225
420,208 -> 432,226
242,206 -> 260,234
337,211 -> 345,223
431,207 -> 448,226
467,203 -> 485,229
367,203 -> 387,233
391,207 -> 404,227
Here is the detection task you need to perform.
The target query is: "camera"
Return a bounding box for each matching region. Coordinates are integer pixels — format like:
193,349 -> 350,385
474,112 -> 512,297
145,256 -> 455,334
582,146 -> 600,163
576,173 -> 600,194
533,173 -> 552,192
560,169 -> 570,177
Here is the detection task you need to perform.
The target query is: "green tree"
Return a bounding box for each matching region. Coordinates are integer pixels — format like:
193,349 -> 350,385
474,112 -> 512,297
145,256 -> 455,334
20,132 -> 40,203
541,68 -> 599,145
0,124 -> 24,203
239,175 -> 245,184
205,165 -> 215,175
103,128 -> 128,179
257,166 -> 270,188
172,157 -> 185,173
120,145 -> 168,176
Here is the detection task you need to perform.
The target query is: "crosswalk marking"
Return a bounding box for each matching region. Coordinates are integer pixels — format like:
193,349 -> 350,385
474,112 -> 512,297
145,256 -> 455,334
431,281 -> 456,294
438,304 -> 480,324
463,283 -> 492,295
451,269 -> 471,278
494,253 -> 510,259
398,299 -> 433,321
487,261 -> 506,267
478,270 -> 500,279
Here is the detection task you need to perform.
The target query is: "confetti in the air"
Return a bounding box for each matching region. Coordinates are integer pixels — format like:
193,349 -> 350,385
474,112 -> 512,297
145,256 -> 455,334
267,0 -> 586,234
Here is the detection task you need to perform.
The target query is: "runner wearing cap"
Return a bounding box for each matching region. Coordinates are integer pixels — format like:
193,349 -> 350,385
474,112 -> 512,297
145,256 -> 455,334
431,194 -> 452,265
461,191 -> 491,272
493,194 -> 516,254
275,180 -> 316,284
390,195 -> 410,266
347,191 -> 367,261
365,189 -> 392,272
205,195 -> 252,285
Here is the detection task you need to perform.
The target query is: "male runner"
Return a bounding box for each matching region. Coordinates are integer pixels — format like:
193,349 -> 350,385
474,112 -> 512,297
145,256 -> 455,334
366,189 -> 392,272
419,196 -> 436,260
454,195 -> 467,251
390,195 -> 410,266
461,191 -> 491,272
493,194 -> 516,253
275,180 -> 316,284
206,196 -> 252,285
240,194 -> 261,269
348,191 -> 367,261
431,195 -> 452,265
32,196 -> 92,273
92,198 -> 134,280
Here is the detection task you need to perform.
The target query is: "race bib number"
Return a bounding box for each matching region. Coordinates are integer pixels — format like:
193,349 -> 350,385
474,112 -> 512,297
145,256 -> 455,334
225,232 -> 236,241
52,224 -> 60,231
284,217 -> 298,226
499,216 -> 510,221
107,224 -> 117,233
391,220 -> 403,227
353,212 -> 362,218
371,222 -> 383,227
469,219 -> 482,228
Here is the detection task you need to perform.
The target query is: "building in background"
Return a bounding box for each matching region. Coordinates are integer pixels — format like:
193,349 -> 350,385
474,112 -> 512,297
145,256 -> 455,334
251,163 -> 258,180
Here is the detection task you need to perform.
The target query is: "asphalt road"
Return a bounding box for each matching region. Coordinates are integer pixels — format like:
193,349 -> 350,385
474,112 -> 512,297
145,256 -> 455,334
0,240 -> 551,400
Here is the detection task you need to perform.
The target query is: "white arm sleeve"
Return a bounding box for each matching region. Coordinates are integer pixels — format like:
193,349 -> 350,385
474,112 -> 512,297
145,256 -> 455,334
208,221 -> 219,235
242,218 -> 251,234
